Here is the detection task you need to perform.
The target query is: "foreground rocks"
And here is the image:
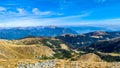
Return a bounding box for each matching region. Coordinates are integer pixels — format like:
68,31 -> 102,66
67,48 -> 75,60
17,60 -> 56,68
17,60 -> 113,68
0,59 -> 120,68
110,62 -> 120,68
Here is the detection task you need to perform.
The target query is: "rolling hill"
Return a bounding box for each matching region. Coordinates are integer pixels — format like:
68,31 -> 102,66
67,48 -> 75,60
0,37 -> 74,60
0,39 -> 54,59
88,37 -> 120,53
0,31 -> 120,68
57,31 -> 120,49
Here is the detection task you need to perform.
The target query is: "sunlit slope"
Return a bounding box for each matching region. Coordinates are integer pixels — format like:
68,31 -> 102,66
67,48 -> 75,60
78,53 -> 103,62
0,40 -> 54,59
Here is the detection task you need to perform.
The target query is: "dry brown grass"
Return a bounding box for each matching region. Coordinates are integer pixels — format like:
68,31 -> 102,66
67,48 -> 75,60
0,40 -> 54,59
56,61 -> 111,68
60,44 -> 69,50
98,52 -> 120,56
0,39 -> 117,68
78,53 -> 103,62
0,59 -> 113,68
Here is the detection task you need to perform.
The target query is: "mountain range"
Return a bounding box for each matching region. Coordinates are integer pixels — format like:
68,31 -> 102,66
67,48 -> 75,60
0,26 -> 120,40
88,37 -> 120,53
0,26 -> 120,67
57,31 -> 120,49
0,26 -> 77,40
0,26 -> 120,49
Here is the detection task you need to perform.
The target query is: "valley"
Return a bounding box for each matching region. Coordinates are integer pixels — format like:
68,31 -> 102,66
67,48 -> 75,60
0,27 -> 120,68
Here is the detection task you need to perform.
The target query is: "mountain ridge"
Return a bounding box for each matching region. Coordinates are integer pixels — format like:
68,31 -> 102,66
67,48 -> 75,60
0,26 -> 77,40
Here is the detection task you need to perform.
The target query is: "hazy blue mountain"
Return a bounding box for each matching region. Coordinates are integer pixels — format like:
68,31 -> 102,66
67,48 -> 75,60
0,26 -> 77,40
64,26 -> 113,34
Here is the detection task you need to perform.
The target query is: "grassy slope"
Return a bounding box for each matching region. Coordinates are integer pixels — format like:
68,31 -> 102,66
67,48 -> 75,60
0,39 -> 54,59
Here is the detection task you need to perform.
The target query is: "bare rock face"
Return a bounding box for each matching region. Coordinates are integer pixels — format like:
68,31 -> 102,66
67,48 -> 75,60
78,53 -> 103,62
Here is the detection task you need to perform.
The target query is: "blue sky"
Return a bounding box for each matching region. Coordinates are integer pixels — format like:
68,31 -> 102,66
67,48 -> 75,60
0,0 -> 120,27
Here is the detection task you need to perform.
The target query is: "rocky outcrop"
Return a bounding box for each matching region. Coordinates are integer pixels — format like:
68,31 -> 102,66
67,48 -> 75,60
17,60 -> 112,68
17,60 -> 57,68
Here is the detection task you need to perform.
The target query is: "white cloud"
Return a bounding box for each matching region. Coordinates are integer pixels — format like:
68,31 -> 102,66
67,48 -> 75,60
2,7 -> 120,28
17,8 -> 27,15
0,8 -> 27,16
0,13 -> 89,27
0,7 -> 60,18
0,14 -> 120,27
3,19 -> 37,27
0,7 -> 6,11
32,8 -> 51,15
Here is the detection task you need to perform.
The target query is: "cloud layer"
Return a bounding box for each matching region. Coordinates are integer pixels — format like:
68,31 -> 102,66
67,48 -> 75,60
0,0 -> 120,27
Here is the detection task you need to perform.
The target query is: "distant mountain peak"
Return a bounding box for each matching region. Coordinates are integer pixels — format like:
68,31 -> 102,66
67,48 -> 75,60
47,25 -> 58,28
0,26 -> 77,39
86,31 -> 108,36
93,31 -> 107,35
